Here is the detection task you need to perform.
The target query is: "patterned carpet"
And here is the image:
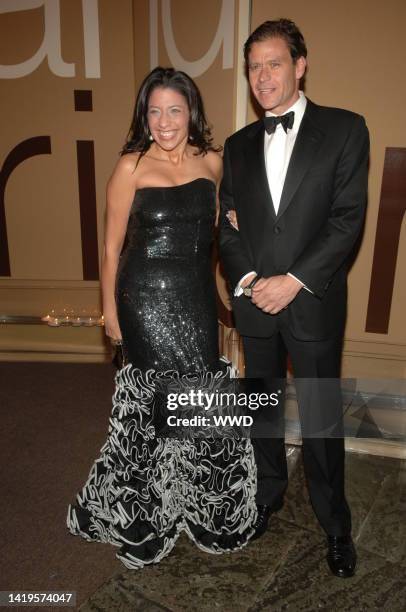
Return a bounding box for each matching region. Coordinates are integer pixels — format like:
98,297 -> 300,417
81,449 -> 406,611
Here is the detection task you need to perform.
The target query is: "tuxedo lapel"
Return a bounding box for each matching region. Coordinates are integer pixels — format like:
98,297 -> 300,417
244,123 -> 277,220
277,101 -> 325,219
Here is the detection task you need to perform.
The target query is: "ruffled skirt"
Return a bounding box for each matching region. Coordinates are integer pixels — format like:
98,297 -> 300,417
67,365 -> 257,569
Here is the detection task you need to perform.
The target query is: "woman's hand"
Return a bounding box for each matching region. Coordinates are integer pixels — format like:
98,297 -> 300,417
103,313 -> 122,343
226,209 -> 239,231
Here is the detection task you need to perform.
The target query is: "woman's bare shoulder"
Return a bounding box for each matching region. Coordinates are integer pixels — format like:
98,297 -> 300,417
108,153 -> 142,188
114,152 -> 141,174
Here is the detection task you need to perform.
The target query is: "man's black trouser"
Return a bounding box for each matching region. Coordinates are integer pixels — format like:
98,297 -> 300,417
243,315 -> 351,537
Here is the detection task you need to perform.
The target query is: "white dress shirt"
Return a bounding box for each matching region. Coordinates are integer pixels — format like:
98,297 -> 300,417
234,91 -> 311,296
265,91 -> 307,213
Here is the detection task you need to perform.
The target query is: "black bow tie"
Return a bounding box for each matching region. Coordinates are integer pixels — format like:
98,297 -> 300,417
263,111 -> 295,134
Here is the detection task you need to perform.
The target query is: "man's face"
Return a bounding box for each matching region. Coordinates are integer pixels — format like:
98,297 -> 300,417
247,36 -> 306,115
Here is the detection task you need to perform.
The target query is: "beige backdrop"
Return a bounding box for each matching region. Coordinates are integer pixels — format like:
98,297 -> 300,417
0,0 -> 405,378
0,0 -> 136,359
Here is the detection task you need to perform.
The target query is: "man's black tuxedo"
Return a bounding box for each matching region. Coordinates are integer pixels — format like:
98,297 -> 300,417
219,100 -> 369,341
219,99 -> 369,536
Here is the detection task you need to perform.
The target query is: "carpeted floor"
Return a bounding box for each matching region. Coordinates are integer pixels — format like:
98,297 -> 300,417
0,362 -> 119,609
1,362 -> 405,611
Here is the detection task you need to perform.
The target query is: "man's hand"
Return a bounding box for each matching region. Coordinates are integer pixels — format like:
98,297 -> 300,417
251,275 -> 303,314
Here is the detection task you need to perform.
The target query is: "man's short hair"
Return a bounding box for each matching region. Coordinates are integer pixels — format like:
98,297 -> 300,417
244,18 -> 308,63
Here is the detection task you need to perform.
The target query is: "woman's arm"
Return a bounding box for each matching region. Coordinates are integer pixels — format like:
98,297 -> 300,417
205,150 -> 223,225
102,155 -> 137,341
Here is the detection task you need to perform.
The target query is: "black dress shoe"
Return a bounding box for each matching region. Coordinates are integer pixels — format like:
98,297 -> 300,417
326,535 -> 357,578
250,505 -> 272,541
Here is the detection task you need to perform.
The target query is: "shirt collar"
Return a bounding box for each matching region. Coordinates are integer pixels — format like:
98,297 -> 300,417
265,91 -> 307,134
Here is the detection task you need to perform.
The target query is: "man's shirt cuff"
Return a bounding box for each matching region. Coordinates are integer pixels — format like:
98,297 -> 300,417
287,272 -> 313,294
234,271 -> 257,296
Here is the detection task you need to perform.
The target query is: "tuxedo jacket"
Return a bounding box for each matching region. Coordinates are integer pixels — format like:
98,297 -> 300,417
219,99 -> 369,341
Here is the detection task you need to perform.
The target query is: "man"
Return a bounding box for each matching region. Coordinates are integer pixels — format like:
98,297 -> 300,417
219,19 -> 369,578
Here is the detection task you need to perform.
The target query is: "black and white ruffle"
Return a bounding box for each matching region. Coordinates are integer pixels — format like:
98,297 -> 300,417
67,365 -> 257,569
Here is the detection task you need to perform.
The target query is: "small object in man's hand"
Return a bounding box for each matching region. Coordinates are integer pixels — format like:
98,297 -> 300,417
243,275 -> 258,297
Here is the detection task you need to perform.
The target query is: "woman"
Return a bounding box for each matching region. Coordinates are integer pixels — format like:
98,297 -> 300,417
67,67 -> 257,568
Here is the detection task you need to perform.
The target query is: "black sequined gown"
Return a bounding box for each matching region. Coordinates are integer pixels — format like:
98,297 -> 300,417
67,178 -> 256,569
117,178 -> 220,372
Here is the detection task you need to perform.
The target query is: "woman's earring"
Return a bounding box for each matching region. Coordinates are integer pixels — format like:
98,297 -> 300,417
188,134 -> 194,141
148,133 -> 154,141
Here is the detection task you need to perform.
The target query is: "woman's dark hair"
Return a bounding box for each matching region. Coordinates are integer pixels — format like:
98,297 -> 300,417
121,67 -> 218,157
244,18 -> 307,63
